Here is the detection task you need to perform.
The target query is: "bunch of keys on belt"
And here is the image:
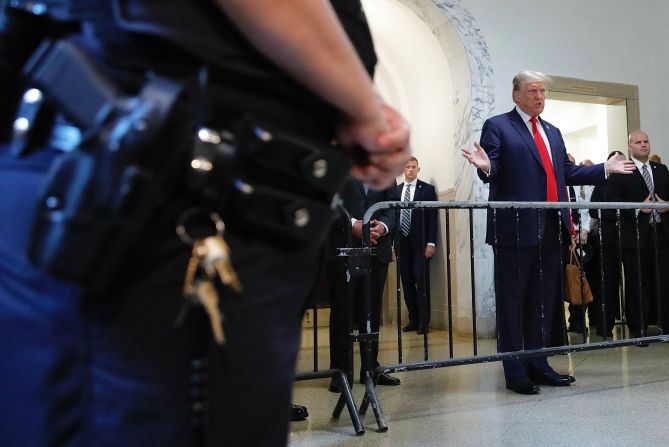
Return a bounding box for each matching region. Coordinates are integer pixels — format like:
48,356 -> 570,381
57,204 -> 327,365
176,209 -> 242,345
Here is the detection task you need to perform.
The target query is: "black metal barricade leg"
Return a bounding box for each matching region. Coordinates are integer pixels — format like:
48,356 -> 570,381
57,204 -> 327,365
420,208 -> 430,357
312,290 -> 319,372
650,222 -> 669,336
445,208 -> 455,358
395,238 -> 404,365
469,208 -> 478,355
595,209 -> 608,339
634,213 -> 647,338
557,211 -> 569,346
331,370 -> 365,435
616,209 -> 627,338
295,369 -> 364,435
394,206 -> 404,364
358,333 -> 388,432
357,221 -> 388,432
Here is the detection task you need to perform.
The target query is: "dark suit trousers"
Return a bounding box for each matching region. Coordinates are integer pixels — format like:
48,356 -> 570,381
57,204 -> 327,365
495,217 -> 563,381
621,228 -> 669,335
398,234 -> 431,328
329,257 -> 389,377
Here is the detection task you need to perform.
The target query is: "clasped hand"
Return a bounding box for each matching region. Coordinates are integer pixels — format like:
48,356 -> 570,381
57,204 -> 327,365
640,194 -> 668,214
339,101 -> 411,190
351,219 -> 385,244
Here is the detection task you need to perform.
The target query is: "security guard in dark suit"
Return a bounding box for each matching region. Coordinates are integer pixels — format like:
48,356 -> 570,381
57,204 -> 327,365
0,1 -> 410,445
328,178 -> 401,389
608,131 -> 669,339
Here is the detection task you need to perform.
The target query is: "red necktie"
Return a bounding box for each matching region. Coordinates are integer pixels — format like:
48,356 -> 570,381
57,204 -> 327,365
530,116 -> 558,202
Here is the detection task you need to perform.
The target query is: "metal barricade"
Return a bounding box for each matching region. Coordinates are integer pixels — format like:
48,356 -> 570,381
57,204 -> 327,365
297,199 -> 669,434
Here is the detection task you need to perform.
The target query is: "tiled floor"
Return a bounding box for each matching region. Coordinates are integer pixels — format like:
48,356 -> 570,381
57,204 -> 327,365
290,325 -> 669,446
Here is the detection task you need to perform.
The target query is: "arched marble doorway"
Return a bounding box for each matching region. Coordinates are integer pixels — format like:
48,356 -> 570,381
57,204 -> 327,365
363,0 -> 497,336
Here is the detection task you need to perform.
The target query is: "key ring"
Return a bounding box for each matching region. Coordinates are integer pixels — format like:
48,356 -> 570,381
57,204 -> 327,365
176,208 -> 225,245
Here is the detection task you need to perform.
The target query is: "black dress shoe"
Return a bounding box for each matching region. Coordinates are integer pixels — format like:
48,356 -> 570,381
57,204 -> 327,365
402,323 -> 418,332
505,378 -> 540,395
529,370 -> 575,386
376,373 -> 401,386
290,404 -> 308,421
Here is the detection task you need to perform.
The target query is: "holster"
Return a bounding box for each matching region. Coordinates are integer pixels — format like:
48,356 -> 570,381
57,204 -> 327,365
23,40 -> 186,288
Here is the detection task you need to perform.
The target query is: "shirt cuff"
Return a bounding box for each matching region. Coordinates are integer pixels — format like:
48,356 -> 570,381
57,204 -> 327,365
427,242 -> 436,247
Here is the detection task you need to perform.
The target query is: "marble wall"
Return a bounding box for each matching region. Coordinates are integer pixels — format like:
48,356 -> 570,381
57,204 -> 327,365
387,0 -> 496,337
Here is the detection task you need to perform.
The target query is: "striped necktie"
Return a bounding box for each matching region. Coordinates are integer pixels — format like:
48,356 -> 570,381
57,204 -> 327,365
401,184 -> 412,236
642,164 -> 660,223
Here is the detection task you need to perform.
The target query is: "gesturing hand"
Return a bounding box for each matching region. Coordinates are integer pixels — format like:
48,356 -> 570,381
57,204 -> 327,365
461,142 -> 490,173
605,154 -> 636,175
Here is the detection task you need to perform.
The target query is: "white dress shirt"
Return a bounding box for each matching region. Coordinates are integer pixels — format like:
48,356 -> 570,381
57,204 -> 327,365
401,180 -> 417,202
574,184 -> 594,232
515,106 -> 553,163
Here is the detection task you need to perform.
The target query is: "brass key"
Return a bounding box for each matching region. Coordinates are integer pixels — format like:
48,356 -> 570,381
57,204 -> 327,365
195,235 -> 242,293
180,244 -> 226,345
177,209 -> 241,345
193,278 -> 226,345
177,210 -> 242,294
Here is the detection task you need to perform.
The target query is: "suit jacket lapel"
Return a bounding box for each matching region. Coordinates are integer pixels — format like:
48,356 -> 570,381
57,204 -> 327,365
414,181 -> 422,200
652,164 -> 665,198
509,110 -> 543,169
633,168 -> 650,195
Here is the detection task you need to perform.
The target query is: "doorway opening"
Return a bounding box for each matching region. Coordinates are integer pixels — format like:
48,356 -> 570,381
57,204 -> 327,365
542,76 -> 640,165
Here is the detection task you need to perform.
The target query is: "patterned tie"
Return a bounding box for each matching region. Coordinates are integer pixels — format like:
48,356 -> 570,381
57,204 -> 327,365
401,184 -> 412,237
641,164 -> 660,223
363,183 -> 369,195
530,117 -> 558,201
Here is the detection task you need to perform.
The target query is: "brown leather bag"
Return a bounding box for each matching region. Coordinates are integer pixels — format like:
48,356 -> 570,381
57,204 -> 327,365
565,246 -> 593,305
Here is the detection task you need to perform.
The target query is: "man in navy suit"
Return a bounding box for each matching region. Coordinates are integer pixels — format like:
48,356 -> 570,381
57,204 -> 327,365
607,131 -> 669,339
462,71 -> 635,394
396,157 -> 438,334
